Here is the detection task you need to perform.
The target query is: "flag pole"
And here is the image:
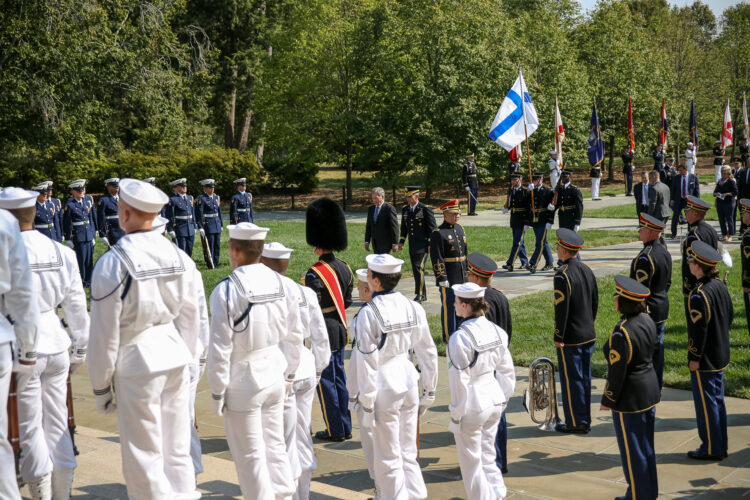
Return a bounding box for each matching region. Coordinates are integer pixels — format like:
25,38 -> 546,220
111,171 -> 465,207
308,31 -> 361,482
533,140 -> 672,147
518,66 -> 535,222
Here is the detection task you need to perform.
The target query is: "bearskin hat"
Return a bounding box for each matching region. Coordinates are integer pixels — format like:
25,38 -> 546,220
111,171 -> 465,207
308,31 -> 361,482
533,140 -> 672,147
306,197 -> 348,251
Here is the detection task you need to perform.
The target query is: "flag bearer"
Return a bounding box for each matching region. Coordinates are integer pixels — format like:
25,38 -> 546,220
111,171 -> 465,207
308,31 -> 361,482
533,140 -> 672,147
526,172 -> 555,273
196,179 -> 223,268
501,174 -> 530,272
62,180 -> 97,287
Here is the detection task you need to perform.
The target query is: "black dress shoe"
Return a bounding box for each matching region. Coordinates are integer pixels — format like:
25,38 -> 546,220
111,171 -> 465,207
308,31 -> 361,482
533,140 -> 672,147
557,424 -> 590,434
413,294 -> 424,303
345,433 -> 353,440
528,267 -> 536,274
501,466 -> 508,474
314,430 -> 345,442
687,450 -> 723,461
542,264 -> 554,271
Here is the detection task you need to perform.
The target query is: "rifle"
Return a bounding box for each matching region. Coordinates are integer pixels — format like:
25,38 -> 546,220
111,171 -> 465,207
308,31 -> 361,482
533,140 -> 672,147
198,205 -> 215,269
8,373 -> 22,485
66,372 -> 79,456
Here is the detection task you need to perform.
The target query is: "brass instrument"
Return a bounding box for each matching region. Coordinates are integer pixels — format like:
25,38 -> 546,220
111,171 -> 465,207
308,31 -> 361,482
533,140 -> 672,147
523,357 -> 561,432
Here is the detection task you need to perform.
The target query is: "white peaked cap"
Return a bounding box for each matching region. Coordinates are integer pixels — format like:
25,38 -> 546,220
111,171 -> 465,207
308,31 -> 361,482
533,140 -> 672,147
152,215 -> 169,234
228,222 -> 269,241
355,268 -> 369,283
549,150 -> 558,155
452,281 -> 486,299
366,253 -> 404,274
0,187 -> 39,209
200,179 -> 215,186
687,142 -> 693,146
262,241 -> 294,259
68,179 -> 86,189
119,178 -> 169,214
170,178 -> 187,186
105,177 -> 120,185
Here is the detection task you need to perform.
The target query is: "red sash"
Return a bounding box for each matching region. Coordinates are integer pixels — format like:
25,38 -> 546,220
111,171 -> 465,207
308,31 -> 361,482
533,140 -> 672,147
310,261 -> 347,328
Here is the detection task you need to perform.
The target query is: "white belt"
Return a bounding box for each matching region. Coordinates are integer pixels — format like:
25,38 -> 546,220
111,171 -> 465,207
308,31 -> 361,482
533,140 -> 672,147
72,221 -> 89,226
237,208 -> 250,212
230,345 -> 277,363
35,224 -> 54,229
175,215 -> 193,220
106,215 -> 119,220
121,323 -> 174,346
204,213 -> 219,218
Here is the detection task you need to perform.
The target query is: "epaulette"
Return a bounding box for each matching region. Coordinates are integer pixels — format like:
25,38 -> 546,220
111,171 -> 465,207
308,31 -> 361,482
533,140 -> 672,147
491,286 -> 503,294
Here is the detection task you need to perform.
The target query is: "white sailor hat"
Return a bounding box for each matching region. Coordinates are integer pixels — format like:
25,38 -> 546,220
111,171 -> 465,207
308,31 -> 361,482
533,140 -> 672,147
200,179 -> 215,187
262,241 -> 294,259
228,222 -> 269,241
142,177 -> 156,185
105,177 -> 120,186
234,177 -> 247,185
170,178 -> 187,187
355,268 -> 369,283
451,281 -> 486,299
0,187 -> 39,209
68,179 -> 86,190
119,178 -> 169,213
32,182 -> 49,192
44,180 -> 54,188
366,253 -> 403,274
152,215 -> 169,234
687,141 -> 693,146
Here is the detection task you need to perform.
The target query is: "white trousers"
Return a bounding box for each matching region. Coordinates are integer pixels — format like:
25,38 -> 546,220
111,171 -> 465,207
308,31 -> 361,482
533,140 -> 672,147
357,406 -> 376,481
224,379 -> 294,500
453,405 -> 506,500
283,376 -> 319,500
715,165 -> 723,183
550,171 -> 560,190
0,343 -> 22,500
687,160 -> 696,175
591,177 -> 601,199
17,351 -> 76,483
188,363 -> 203,475
114,365 -> 199,500
371,386 -> 426,500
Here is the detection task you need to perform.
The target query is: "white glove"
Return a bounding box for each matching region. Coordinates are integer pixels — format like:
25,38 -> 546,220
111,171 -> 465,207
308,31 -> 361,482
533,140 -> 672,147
199,228 -> 206,237
418,394 -> 434,418
66,240 -> 74,249
501,207 -> 509,214
101,237 -> 110,248
545,223 -> 552,230
211,395 -> 226,416
523,225 -> 530,232
92,238 -> 96,247
574,224 -> 580,232
465,186 -> 471,192
69,347 -> 86,374
547,203 -> 556,211
95,388 -> 116,413
348,397 -> 360,413
361,408 -> 375,428
449,418 -> 461,434
169,231 -> 177,239
438,280 -> 449,288
528,184 -> 534,190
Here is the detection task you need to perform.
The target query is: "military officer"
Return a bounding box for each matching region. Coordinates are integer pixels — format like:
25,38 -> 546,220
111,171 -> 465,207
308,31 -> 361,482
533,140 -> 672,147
96,177 -> 125,247
501,174 -> 530,272
33,182 -> 57,241
652,144 -> 665,172
462,154 -> 479,215
630,213 -> 672,389
622,148 -> 634,196
398,186 -> 436,302
430,199 -> 468,341
713,140 -> 725,183
590,162 -> 602,201
195,179 -> 223,268
527,172 -> 555,273
165,178 -> 198,256
601,276 -> 660,500
681,195 -> 719,300
686,241 -> 732,460
229,177 -> 253,224
549,150 -> 561,189
304,198 -> 354,443
740,199 -> 750,338
62,179 -> 97,287
686,141 -> 698,175
553,229 -> 598,433
45,182 -> 63,243
548,170 -> 583,232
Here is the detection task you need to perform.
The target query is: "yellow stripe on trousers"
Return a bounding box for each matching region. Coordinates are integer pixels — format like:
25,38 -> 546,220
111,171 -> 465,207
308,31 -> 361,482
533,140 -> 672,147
441,286 -> 449,339
617,412 -> 637,500
557,345 -> 576,427
695,372 -> 712,455
317,381 -> 332,435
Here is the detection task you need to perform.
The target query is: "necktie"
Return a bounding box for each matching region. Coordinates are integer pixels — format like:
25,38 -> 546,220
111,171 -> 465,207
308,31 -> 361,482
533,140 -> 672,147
374,205 -> 380,222
682,176 -> 686,198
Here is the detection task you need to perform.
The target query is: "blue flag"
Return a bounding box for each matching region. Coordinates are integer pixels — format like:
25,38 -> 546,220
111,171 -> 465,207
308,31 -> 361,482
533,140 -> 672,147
689,99 -> 699,150
588,101 -> 604,167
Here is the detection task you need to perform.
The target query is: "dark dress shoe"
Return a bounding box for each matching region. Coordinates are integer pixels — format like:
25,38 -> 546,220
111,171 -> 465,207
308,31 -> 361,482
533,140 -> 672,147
557,423 -> 590,434
687,450 -> 723,461
501,466 -> 508,474
345,433 -> 353,440
542,264 -> 554,271
315,430 -> 345,442
413,294 -> 424,303
528,267 -> 536,274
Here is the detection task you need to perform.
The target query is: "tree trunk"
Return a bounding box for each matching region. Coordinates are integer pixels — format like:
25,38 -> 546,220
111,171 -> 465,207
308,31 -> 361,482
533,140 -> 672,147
236,109 -> 253,154
256,122 -> 266,166
607,135 -> 615,181
224,67 -> 238,149
346,141 -> 353,201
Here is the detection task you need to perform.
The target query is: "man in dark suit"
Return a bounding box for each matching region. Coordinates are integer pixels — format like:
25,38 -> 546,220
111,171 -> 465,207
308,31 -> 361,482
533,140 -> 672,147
647,170 -> 671,223
364,187 -> 399,254
669,163 -> 700,238
634,172 -> 650,217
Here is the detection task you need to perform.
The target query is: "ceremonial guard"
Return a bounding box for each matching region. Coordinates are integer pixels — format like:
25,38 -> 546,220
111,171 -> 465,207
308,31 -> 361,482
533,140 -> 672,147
686,141 -> 698,175
622,148 -> 634,196
462,154 -> 479,215
89,179 -> 207,499
548,150 -> 561,189
195,179 -> 223,268
652,145 -> 665,172
261,241 -> 331,500
553,229 -> 598,433
527,172 -> 554,273
448,282 -> 515,500
713,140 -> 725,183
353,254 -> 438,500
96,177 -> 124,247
681,196 -> 718,301
630,213 -> 672,389
33,182 -> 57,241
430,199 -> 468,341
304,198 -> 354,442
589,162 -> 602,201
685,241 -> 732,460
501,174 -> 530,272
0,192 -> 39,500
62,179 -> 97,287
208,223 -> 303,499
229,177 -> 253,224
741,199 -> 750,337
2,187 -> 89,499
548,170 -> 583,233
601,276 -> 660,500
45,182 -> 63,242
165,178 -> 198,256
398,186 -> 436,302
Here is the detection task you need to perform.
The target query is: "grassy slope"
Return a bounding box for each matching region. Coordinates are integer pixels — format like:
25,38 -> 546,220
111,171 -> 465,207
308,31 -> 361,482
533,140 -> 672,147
583,192 -> 722,220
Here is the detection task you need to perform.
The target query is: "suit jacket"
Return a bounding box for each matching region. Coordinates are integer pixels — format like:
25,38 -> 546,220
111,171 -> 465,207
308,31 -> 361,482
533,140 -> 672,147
634,182 -> 650,216
736,167 -> 750,199
670,174 -> 700,204
365,202 -> 399,253
647,181 -> 671,219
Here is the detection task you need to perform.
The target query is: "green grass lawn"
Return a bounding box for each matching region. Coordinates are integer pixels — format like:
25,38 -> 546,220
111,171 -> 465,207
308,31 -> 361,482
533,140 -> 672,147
583,192 -> 723,221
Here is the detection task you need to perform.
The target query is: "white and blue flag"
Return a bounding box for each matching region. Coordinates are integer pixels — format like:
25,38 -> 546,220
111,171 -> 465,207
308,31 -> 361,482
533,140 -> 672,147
489,71 -> 539,151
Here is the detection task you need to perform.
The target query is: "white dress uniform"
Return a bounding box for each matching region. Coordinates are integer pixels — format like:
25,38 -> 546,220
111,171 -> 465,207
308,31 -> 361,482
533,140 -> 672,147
685,145 -> 697,175
16,229 -> 89,499
549,155 -> 561,189
353,255 -> 438,500
209,229 -> 304,500
89,179 -> 205,500
447,286 -> 515,500
0,203 -> 39,500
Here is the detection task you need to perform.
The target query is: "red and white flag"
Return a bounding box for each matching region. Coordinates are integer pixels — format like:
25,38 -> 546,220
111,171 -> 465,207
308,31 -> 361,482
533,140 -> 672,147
554,96 -> 565,165
509,144 -> 522,163
721,99 -> 733,149
658,98 -> 668,148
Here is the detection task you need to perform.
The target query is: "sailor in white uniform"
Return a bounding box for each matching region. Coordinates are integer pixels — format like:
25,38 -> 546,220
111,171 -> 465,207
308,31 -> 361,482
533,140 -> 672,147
261,241 -> 331,500
208,223 -> 304,500
352,254 -> 438,500
88,179 -> 206,500
448,282 -> 516,500
0,190 -> 40,500
549,150 -> 561,189
685,142 -> 697,175
1,187 -> 89,500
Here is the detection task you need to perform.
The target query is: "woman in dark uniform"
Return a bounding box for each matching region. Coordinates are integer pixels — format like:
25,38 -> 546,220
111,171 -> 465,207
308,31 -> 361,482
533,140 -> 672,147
600,275 -> 660,500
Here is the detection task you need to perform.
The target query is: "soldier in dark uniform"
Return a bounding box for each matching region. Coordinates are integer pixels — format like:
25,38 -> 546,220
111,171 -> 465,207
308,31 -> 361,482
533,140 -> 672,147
305,197 -> 354,442
196,178 -> 223,268
63,179 -> 98,287
501,174 -> 530,272
686,241 -> 732,460
462,154 -> 479,216
165,177 -> 198,256
713,140 -> 726,183
553,229 -> 598,433
466,253 -> 512,475
630,213 -> 672,389
601,276 -> 660,500
430,199 -> 468,341
96,177 -> 125,247
740,199 -> 750,337
33,182 -> 57,241
548,170 -> 583,265
652,144 -> 665,173
230,177 -> 253,224
740,139 -> 750,169
526,172 -> 554,273
681,196 -> 719,301
45,181 -> 63,242
622,148 -> 634,196
397,186 -> 436,302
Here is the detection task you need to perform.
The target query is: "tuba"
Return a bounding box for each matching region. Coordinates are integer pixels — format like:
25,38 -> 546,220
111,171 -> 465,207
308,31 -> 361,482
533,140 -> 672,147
523,357 -> 561,432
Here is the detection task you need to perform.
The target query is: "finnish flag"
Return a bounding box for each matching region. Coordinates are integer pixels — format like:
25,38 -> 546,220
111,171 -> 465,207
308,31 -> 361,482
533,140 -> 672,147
489,71 -> 539,151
